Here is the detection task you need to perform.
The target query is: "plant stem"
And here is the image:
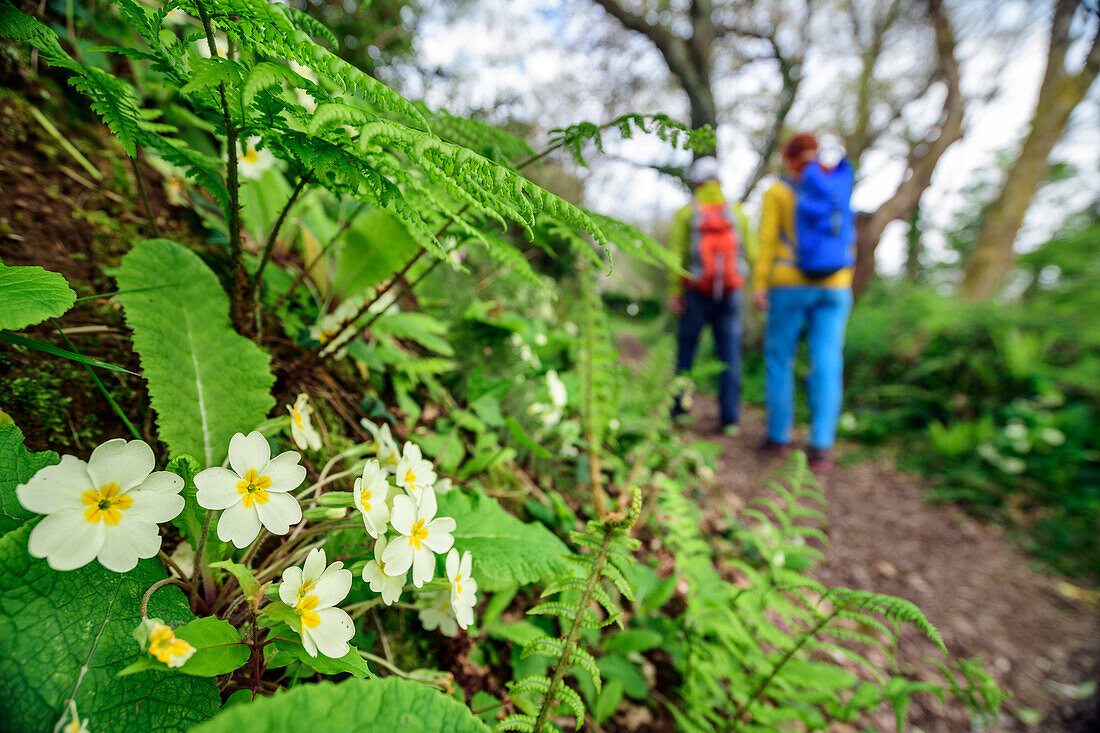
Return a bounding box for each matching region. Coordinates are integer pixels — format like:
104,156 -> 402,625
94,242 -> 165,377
251,174 -> 308,302
158,549 -> 189,580
271,200 -> 367,314
141,577 -> 188,619
51,320 -> 141,440
533,527 -> 614,732
191,509 -> 215,608
194,0 -> 246,332
130,148 -> 160,238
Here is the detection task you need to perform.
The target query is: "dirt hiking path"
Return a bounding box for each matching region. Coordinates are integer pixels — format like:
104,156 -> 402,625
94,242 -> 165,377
687,397 -> 1100,732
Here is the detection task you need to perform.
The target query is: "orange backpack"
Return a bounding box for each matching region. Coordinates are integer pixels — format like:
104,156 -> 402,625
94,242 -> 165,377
685,201 -> 743,297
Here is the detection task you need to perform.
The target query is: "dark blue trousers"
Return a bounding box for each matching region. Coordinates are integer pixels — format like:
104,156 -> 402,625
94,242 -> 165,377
676,289 -> 743,425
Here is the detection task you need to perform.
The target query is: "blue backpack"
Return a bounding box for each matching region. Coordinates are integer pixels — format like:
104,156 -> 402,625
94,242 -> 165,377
783,158 -> 856,279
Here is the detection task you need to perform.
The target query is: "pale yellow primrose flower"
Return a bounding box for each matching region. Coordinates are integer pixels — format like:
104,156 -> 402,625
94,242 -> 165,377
419,590 -> 458,637
194,432 -> 305,549
63,700 -> 89,733
16,439 -> 184,572
288,393 -> 322,451
395,441 -> 436,504
234,136 -> 276,181
278,548 -> 354,658
445,548 -> 478,630
353,459 -> 391,539
136,617 -> 196,668
361,534 -> 405,605
360,418 -> 400,471
382,487 -> 455,587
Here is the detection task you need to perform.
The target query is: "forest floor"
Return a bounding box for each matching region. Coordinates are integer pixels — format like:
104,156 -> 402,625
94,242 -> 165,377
684,396 -> 1100,732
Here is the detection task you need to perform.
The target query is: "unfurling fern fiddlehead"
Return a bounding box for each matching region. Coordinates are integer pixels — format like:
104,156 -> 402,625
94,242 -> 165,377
496,489 -> 642,733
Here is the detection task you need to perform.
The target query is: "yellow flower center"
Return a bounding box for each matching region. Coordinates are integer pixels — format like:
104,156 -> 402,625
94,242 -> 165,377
292,407 -> 304,429
377,559 -> 388,576
149,625 -> 192,665
295,594 -> 321,629
408,519 -> 429,550
236,468 -> 271,508
297,578 -> 316,602
454,573 -> 463,595
66,720 -> 80,733
359,489 -> 372,512
404,468 -> 417,488
242,147 -> 259,164
81,482 -> 133,525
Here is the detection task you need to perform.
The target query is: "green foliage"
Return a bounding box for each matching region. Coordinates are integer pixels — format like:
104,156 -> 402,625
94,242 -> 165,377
119,616 -> 249,677
0,424 -> 58,537
656,453 -> 976,731
550,113 -> 716,167
0,524 -> 220,732
497,489 -> 642,733
113,239 -> 275,466
437,489 -> 569,592
0,263 -> 76,330
192,677 -> 490,732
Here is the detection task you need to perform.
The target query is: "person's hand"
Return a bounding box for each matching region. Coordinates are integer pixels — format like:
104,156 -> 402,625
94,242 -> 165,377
753,290 -> 769,311
669,293 -> 685,316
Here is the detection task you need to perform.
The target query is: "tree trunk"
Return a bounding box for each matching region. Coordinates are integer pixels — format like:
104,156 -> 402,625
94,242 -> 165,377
852,0 -> 964,297
959,0 -> 1099,300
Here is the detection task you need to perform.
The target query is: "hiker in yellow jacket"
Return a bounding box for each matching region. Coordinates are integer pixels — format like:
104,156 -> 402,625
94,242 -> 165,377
754,134 -> 855,472
668,156 -> 750,434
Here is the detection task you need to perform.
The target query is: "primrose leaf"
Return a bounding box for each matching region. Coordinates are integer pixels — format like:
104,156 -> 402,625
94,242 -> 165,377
0,262 -> 76,330
0,423 -> 58,537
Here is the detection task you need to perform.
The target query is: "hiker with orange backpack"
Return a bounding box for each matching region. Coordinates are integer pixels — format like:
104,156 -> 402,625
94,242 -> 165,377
754,133 -> 856,472
668,156 -> 746,435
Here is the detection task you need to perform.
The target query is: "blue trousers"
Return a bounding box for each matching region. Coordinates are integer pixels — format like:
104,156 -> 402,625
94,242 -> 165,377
676,289 -> 743,425
764,287 -> 852,449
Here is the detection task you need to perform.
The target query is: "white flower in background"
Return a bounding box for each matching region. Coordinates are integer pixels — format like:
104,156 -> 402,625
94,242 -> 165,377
534,333 -> 548,347
563,321 -> 579,337
1001,457 -> 1027,475
136,617 -> 196,668
395,442 -> 436,503
169,542 -> 196,578
288,60 -> 319,112
235,136 -> 277,180
1041,427 -> 1066,446
1004,421 -> 1028,441
361,418 -> 400,471
546,370 -> 567,410
608,418 -> 621,432
445,549 -> 477,630
361,535 -> 405,605
193,34 -> 227,58
434,477 -> 454,495
419,590 -> 459,637
311,295 -> 365,357
194,432 -> 304,548
279,548 -> 354,658
353,459 -> 391,539
382,488 -> 455,587
63,701 -> 89,733
16,439 -> 185,572
509,333 -> 523,348
163,8 -> 190,26
287,393 -> 322,451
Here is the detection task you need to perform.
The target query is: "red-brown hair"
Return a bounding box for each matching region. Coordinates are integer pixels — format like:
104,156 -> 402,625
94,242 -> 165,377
782,133 -> 818,164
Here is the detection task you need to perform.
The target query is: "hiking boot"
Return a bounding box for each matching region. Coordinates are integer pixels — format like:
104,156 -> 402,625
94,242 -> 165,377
807,447 -> 834,473
720,423 -> 740,437
756,439 -> 791,456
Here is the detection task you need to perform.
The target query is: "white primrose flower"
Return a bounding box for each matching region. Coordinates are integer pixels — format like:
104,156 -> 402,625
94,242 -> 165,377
194,432 -> 304,549
418,590 -> 458,637
361,535 -> 405,605
16,439 -> 185,572
434,477 -> 454,495
546,370 -> 567,410
63,701 -> 89,733
136,617 -> 196,668
287,393 -> 322,451
382,488 -> 455,587
311,295 -> 365,357
235,136 -> 277,180
395,441 -> 436,503
279,548 -> 355,658
193,34 -> 227,58
353,459 -> 391,539
361,418 -> 400,471
445,548 -> 478,630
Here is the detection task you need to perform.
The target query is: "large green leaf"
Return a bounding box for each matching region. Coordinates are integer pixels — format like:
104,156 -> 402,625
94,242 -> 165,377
192,677 -> 489,732
0,524 -> 220,732
113,239 -> 275,466
0,424 -> 58,537
0,262 -> 76,330
437,489 -> 568,591
333,208 -> 419,297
